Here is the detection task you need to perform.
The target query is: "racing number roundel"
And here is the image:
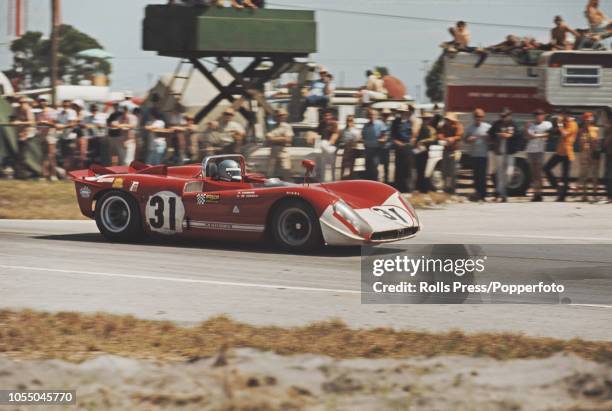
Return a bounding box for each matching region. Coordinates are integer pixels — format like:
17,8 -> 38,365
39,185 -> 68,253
145,191 -> 185,234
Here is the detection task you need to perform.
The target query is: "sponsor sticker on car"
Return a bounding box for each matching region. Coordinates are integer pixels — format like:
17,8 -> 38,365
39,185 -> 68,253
79,186 -> 92,199
112,178 -> 124,189
237,191 -> 258,199
129,181 -> 139,192
196,193 -> 220,205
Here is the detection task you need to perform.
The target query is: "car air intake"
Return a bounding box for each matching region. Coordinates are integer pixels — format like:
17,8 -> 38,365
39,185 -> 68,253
371,227 -> 419,241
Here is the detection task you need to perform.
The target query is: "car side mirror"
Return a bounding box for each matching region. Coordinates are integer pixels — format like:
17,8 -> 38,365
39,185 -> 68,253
302,159 -> 315,174
302,159 -> 316,185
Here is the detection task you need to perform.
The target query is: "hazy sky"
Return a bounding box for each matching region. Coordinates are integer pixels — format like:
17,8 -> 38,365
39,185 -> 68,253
1,0 -> 610,100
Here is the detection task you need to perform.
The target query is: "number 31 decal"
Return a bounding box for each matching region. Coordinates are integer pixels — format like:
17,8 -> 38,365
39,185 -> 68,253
145,191 -> 185,234
372,206 -> 409,224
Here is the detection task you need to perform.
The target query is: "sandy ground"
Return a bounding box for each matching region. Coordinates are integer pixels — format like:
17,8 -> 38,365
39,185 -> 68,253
0,349 -> 610,411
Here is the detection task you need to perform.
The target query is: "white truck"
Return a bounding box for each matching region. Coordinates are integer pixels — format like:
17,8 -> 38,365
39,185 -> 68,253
439,50 -> 612,196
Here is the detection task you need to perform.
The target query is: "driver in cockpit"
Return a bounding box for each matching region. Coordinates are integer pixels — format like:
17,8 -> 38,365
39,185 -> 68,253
216,159 -> 243,182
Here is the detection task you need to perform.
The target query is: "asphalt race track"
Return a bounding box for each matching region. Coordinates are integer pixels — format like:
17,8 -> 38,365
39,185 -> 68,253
1,202 -> 611,341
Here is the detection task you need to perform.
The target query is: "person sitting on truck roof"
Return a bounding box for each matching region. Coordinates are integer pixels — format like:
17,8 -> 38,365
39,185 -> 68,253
585,0 -> 611,34
442,21 -> 488,67
551,16 -> 579,50
487,35 -> 522,53
169,0 -> 262,8
574,28 -> 610,50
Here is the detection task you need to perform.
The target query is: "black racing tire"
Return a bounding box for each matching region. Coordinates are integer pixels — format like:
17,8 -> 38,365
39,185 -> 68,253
271,199 -> 323,252
95,190 -> 143,242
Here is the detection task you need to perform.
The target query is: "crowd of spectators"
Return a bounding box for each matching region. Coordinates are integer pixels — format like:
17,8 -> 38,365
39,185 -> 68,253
3,92 -> 612,203
0,93 -> 251,180
303,104 -> 612,204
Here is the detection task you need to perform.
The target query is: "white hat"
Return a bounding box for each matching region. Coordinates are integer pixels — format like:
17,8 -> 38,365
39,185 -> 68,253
72,98 -> 85,108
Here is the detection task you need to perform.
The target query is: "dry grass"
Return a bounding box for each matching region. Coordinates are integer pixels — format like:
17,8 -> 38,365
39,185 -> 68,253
0,310 -> 610,363
407,192 -> 460,209
0,180 -> 446,221
0,180 -> 85,220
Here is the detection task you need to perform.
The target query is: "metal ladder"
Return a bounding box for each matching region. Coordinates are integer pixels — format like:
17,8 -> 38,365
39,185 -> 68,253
161,59 -> 195,112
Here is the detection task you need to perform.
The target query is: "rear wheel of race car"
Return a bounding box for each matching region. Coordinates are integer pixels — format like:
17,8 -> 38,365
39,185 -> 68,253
95,190 -> 143,242
271,199 -> 322,252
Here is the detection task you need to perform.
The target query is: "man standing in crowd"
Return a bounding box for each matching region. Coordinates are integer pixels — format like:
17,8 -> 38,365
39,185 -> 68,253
525,109 -> 552,202
35,97 -> 58,180
169,104 -> 187,165
11,97 -> 36,178
577,112 -> 601,202
437,112 -> 463,194
489,108 -> 521,202
55,99 -> 78,172
217,107 -> 245,154
414,111 -> 437,193
72,99 -> 90,170
391,105 -> 413,193
604,114 -> 612,203
361,108 -> 388,182
120,106 -> 139,165
106,103 -> 126,166
83,103 -> 107,166
379,108 -> 394,184
145,110 -> 167,165
266,109 -> 294,180
339,114 -> 360,179
316,110 -> 339,182
464,108 -> 491,202
544,109 -> 578,202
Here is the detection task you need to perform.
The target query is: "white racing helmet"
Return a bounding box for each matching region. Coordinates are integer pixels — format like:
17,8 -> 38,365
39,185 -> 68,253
217,159 -> 242,182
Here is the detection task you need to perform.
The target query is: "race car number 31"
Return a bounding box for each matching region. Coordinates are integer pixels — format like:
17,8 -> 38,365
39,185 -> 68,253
145,191 -> 185,234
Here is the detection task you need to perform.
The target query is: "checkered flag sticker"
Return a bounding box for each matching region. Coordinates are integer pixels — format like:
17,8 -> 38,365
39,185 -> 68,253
196,194 -> 206,205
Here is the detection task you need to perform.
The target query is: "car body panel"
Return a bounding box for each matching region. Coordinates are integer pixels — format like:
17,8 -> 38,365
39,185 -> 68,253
70,158 -> 420,246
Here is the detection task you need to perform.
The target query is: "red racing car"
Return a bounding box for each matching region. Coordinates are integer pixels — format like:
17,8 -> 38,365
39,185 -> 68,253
70,155 -> 420,252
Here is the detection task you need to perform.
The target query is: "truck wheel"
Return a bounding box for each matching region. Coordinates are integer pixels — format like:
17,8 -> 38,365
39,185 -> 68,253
272,199 -> 322,252
95,190 -> 143,242
430,163 -> 445,192
493,158 -> 531,197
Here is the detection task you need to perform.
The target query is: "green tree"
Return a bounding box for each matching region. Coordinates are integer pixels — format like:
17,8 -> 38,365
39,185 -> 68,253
425,54 -> 445,103
6,24 -> 111,89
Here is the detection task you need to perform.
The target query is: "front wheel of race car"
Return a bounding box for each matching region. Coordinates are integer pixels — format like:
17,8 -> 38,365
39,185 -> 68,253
95,190 -> 143,242
271,199 -> 323,252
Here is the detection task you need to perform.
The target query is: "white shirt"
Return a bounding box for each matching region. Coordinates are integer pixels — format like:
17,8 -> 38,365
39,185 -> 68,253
85,112 -> 108,137
149,119 -> 166,142
56,108 -> 78,139
526,121 -> 553,153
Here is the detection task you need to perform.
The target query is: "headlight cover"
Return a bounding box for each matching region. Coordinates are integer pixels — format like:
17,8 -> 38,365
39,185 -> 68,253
399,194 -> 418,222
333,200 -> 373,236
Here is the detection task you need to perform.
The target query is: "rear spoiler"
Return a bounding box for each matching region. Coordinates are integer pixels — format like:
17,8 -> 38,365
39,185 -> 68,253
68,161 -> 168,181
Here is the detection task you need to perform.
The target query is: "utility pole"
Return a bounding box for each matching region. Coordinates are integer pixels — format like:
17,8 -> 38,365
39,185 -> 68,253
50,0 -> 60,105
15,0 -> 22,37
